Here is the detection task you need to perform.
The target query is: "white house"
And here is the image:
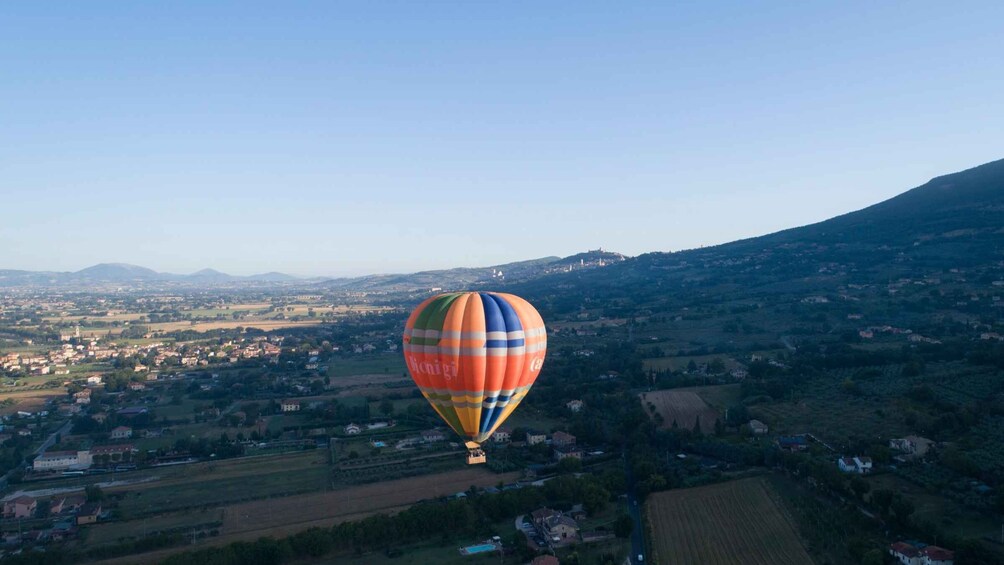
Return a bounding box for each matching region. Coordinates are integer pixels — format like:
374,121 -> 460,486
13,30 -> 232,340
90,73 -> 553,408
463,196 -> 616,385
491,427 -> 511,443
280,399 -> 301,412
344,423 -> 361,435
889,542 -> 921,565
526,430 -> 547,446
421,429 -> 445,443
921,546 -> 955,565
748,420 -> 769,435
33,450 -> 92,471
110,426 -> 132,440
889,542 -> 954,565
838,456 -> 873,474
566,400 -> 584,413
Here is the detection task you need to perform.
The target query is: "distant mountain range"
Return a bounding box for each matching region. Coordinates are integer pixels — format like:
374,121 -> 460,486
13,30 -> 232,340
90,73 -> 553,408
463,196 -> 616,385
5,157 -> 1001,295
0,250 -> 627,290
0,263 -> 305,287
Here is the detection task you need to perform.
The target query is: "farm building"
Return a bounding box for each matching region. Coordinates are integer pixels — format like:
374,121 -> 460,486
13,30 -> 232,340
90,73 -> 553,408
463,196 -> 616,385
777,435 -> 808,451
421,429 -> 445,443
553,445 -> 584,461
748,420 -> 768,435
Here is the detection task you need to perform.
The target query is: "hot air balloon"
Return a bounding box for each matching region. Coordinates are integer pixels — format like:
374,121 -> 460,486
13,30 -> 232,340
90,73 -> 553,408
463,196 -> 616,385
403,292 -> 546,464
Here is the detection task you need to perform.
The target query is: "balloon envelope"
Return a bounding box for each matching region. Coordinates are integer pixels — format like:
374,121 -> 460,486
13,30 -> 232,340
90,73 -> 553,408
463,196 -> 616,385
403,292 -> 546,444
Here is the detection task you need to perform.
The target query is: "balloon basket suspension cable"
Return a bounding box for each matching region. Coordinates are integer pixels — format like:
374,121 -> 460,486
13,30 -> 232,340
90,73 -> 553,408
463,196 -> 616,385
465,441 -> 486,465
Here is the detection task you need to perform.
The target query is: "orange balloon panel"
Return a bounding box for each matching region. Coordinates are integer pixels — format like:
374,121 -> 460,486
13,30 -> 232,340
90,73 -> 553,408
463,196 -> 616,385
402,292 -> 546,444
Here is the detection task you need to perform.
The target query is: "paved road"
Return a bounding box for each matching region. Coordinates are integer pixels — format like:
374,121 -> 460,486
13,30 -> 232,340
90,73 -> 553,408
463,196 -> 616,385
36,419 -> 73,455
623,451 -> 646,564
0,418 -> 73,490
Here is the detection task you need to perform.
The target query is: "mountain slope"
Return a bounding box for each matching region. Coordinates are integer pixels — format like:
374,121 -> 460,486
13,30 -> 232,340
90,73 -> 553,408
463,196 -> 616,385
514,158 -> 1004,316
316,250 -> 626,292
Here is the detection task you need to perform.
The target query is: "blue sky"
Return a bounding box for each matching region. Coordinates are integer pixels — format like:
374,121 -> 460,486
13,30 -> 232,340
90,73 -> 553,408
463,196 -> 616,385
2,2 -> 1003,276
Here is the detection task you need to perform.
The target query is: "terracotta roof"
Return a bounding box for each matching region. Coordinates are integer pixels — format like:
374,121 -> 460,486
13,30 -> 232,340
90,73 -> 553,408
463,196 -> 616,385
890,542 -> 919,557
922,546 -> 955,560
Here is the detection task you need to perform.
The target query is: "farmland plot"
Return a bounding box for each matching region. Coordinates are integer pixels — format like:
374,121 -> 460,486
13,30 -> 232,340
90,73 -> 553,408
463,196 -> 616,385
646,477 -> 813,565
640,389 -> 719,433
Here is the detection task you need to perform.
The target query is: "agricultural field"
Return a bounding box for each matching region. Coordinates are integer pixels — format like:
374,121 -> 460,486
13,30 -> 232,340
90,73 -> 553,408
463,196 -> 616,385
0,388 -> 66,416
643,354 -> 742,373
92,469 -> 519,565
222,468 -> 520,536
688,384 -> 741,410
646,477 -> 813,565
640,389 -> 720,433
327,354 -> 407,378
147,319 -> 323,333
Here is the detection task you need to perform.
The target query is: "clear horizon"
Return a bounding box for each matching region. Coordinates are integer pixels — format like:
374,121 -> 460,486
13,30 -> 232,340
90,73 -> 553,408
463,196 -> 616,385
3,2 -> 1003,277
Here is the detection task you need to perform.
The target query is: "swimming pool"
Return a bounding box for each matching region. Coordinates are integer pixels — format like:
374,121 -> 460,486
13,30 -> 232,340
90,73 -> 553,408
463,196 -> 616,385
461,544 -> 497,555
371,441 -> 387,447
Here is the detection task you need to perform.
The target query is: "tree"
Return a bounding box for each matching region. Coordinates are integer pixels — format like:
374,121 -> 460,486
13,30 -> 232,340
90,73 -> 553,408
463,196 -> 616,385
85,484 -> 104,502
871,488 -> 894,516
614,514 -> 634,538
861,548 -> 884,565
379,399 -> 394,417
557,456 -> 583,474
850,476 -> 870,499
891,495 -> 915,524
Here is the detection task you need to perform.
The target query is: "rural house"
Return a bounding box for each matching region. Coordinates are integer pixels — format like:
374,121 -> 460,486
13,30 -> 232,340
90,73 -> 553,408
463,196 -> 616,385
838,456 -> 873,474
110,426 -> 133,440
76,503 -> 101,525
343,423 -> 361,435
491,427 -> 511,443
889,541 -> 955,565
566,399 -> 584,412
281,399 -> 301,412
526,430 -> 547,446
551,431 -> 576,447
